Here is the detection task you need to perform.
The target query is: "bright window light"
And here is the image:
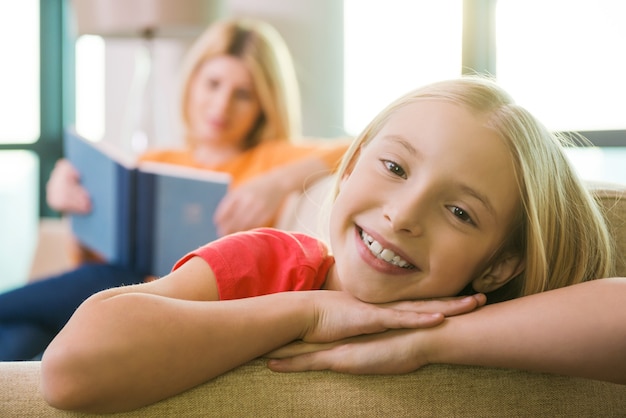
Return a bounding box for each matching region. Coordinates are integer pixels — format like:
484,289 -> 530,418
0,0 -> 39,143
496,0 -> 626,132
343,0 -> 463,135
76,35 -> 106,141
0,150 -> 39,291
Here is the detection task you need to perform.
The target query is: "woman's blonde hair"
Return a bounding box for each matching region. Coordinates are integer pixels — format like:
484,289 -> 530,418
334,76 -> 616,301
178,18 -> 301,149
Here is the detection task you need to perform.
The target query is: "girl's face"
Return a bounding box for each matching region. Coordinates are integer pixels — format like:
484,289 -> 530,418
187,55 -> 262,149
327,99 -> 521,303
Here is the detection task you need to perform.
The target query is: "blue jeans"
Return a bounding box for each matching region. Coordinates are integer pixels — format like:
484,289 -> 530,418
0,263 -> 144,361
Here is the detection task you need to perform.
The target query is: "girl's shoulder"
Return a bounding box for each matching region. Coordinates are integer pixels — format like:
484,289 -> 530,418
174,228 -> 333,299
201,228 -> 330,265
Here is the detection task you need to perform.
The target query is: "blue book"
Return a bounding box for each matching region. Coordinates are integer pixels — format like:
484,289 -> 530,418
135,162 -> 229,277
63,129 -> 231,276
64,129 -> 136,268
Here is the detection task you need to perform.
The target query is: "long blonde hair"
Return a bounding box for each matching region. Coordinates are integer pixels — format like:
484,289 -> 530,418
178,18 -> 301,149
335,76 -> 616,300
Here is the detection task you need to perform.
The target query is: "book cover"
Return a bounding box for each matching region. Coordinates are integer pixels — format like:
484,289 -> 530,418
64,129 -> 231,277
63,129 -> 136,268
135,163 -> 230,277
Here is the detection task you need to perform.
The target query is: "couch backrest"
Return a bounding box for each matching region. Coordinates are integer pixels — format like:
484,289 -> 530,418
278,176 -> 626,277
589,182 -> 626,276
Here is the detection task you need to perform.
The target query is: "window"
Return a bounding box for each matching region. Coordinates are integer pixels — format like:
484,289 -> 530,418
343,0 -> 463,135
0,0 -> 66,290
0,151 -> 39,292
343,0 -> 626,143
496,0 -> 626,133
343,0 -> 626,186
0,0 -> 39,144
0,0 -> 40,291
75,35 -> 106,141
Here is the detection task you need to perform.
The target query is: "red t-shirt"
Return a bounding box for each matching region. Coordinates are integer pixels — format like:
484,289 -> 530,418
173,228 -> 334,300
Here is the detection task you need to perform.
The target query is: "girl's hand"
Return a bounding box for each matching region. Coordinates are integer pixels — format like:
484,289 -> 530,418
214,172 -> 285,235
267,329 -> 425,374
299,292 -> 485,344
266,293 -> 486,373
46,159 -> 91,214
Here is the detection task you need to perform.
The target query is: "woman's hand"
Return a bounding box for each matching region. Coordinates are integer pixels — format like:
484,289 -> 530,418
46,159 -> 91,214
213,170 -> 287,235
266,293 -> 486,374
214,156 -> 330,236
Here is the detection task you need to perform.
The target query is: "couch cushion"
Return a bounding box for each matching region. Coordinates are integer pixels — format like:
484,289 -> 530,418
3,360 -> 626,417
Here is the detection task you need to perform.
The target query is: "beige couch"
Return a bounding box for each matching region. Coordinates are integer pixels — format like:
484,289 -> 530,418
1,177 -> 626,417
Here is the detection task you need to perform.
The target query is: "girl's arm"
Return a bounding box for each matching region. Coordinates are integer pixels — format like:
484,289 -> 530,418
40,256 -> 465,414
41,257 -> 311,413
268,277 -> 626,385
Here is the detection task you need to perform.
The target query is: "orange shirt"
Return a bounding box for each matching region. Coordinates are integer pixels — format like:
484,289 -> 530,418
139,140 -> 349,188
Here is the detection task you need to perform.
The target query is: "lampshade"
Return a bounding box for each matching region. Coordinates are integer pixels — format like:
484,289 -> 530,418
71,0 -> 221,38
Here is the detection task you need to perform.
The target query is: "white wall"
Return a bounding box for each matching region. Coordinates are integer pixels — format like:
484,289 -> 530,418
104,38 -> 188,153
102,0 -> 345,154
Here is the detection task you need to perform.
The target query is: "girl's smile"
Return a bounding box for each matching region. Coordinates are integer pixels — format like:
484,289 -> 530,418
357,226 -> 418,273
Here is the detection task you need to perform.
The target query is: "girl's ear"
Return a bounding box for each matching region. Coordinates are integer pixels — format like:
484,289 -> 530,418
471,254 -> 525,293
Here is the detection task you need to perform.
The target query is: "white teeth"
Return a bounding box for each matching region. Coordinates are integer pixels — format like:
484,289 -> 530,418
380,249 -> 394,262
360,230 -> 413,269
370,241 -> 383,255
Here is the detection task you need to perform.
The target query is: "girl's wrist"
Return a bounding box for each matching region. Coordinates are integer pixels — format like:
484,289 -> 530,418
411,318 -> 457,367
264,291 -> 317,337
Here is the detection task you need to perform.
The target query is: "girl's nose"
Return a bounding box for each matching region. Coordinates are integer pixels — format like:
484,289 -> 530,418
383,192 -> 425,236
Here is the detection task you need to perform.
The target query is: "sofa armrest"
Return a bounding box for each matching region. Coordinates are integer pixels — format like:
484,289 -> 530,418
1,360 -> 625,417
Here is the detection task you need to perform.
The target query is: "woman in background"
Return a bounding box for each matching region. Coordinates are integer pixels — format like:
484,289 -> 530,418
0,17 -> 348,361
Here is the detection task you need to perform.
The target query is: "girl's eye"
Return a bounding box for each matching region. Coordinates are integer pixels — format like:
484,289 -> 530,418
383,160 -> 407,179
448,206 -> 475,225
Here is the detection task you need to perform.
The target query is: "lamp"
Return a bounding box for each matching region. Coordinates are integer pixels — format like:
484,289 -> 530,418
70,0 -> 222,152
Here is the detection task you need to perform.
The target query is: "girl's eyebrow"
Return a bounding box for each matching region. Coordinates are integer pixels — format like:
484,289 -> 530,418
381,135 -> 419,157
